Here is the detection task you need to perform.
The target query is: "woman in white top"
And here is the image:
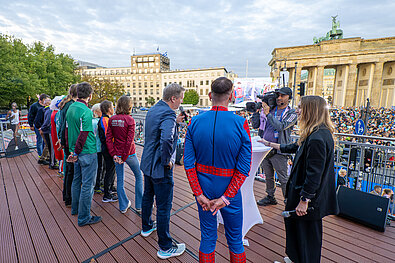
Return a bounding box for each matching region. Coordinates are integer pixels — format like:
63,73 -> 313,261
6,102 -> 21,147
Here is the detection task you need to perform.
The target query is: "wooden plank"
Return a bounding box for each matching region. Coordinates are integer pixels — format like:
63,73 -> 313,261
15,155 -> 78,263
23,152 -> 94,262
0,158 -> 18,263
1,157 -> 38,263
24,152 -> 117,263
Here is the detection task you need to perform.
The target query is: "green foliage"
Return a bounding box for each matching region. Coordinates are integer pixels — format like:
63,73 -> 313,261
0,34 -> 80,107
82,76 -> 125,106
145,96 -> 156,106
183,89 -> 199,105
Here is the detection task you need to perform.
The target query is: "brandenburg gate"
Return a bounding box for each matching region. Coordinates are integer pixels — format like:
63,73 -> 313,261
269,37 -> 395,108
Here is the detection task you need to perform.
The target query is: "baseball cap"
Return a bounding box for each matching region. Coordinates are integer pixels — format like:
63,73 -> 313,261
276,87 -> 292,98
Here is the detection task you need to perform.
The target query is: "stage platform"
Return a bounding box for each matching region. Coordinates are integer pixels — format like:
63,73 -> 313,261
1,146 -> 394,262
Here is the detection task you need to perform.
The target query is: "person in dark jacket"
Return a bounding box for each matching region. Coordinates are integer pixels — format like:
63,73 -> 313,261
58,84 -> 78,207
262,96 -> 339,263
98,100 -> 117,203
34,97 -> 51,164
40,99 -> 58,170
28,94 -> 49,157
140,83 -> 186,260
106,95 -> 143,213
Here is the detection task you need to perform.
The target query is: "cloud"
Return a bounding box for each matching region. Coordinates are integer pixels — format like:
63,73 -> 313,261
0,0 -> 394,77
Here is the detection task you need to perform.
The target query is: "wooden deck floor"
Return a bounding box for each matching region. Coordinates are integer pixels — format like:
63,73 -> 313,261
1,146 -> 395,263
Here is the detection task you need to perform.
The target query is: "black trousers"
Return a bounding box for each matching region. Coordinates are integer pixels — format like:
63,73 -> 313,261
62,147 -> 74,205
284,217 -> 323,263
94,152 -> 104,190
43,133 -> 55,166
102,149 -> 115,199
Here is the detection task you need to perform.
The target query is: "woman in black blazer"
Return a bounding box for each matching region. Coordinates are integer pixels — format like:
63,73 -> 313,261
261,96 -> 339,263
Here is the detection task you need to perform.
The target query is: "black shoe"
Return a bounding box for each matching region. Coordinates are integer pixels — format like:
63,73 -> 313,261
102,194 -> 118,203
38,159 -> 49,165
257,196 -> 278,206
49,165 -> 59,170
78,216 -> 102,227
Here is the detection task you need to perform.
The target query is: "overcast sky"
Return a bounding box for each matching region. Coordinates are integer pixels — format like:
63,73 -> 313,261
1,0 -> 394,77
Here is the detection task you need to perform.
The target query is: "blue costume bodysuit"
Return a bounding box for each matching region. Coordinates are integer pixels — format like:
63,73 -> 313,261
184,106 -> 252,263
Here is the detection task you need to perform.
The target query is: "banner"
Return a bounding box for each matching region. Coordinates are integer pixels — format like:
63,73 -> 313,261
233,78 -> 278,103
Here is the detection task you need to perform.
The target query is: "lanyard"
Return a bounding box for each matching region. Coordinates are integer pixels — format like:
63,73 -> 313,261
274,106 -> 286,121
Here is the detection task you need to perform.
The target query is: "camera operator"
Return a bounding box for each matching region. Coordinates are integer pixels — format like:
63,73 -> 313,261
257,87 -> 298,206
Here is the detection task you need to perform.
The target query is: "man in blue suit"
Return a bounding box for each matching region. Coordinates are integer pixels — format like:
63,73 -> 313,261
140,83 -> 186,260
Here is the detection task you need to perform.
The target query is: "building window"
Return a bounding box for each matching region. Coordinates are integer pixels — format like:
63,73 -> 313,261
138,83 -> 142,88
139,90 -> 142,95
127,83 -> 130,87
144,82 -> 147,88
156,90 -> 159,94
164,82 -> 167,87
145,90 -> 148,95
156,83 -> 159,87
150,89 -> 153,95
200,89 -> 203,95
200,80 -> 203,85
206,80 -> 209,85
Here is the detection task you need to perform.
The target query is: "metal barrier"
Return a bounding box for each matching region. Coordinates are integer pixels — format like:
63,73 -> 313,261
0,118 -> 37,155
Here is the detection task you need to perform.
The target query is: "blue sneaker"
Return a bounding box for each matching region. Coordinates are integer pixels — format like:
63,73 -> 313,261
141,222 -> 157,237
157,243 -> 186,259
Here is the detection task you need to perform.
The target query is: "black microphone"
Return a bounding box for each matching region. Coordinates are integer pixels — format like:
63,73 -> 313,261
179,106 -> 188,122
281,207 -> 314,218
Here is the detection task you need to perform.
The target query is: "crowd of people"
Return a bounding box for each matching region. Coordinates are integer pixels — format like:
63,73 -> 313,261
330,107 -> 395,144
27,82 -> 143,228
13,79 -> 393,263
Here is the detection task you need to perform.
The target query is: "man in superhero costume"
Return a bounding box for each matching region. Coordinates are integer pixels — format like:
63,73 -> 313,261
184,77 -> 252,263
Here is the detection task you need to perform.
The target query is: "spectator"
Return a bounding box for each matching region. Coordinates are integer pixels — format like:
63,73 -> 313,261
28,94 -> 50,157
58,84 -> 78,207
99,100 -> 117,203
106,95 -> 143,214
66,82 -> 101,227
34,97 -> 51,165
370,185 -> 382,195
6,102 -> 21,149
91,104 -> 104,194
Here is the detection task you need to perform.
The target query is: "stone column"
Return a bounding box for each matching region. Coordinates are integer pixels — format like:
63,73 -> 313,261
312,67 -> 318,95
366,63 -> 375,101
346,64 -> 358,107
315,66 -> 325,96
371,62 -> 384,107
342,65 -> 350,107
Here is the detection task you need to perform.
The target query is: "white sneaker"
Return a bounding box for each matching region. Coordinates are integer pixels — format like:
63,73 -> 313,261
274,257 -> 293,263
141,222 -> 157,237
121,200 -> 131,213
157,243 -> 185,259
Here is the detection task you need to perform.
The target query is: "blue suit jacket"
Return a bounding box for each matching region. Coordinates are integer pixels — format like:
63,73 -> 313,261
141,100 -> 178,179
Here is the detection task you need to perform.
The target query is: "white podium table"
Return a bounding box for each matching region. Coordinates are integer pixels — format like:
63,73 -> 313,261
218,136 -> 271,245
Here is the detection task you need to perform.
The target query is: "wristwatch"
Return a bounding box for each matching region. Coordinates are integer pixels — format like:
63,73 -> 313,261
300,196 -> 311,202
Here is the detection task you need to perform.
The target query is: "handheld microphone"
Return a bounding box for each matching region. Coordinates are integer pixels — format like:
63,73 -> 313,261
179,106 -> 188,122
281,207 -> 314,218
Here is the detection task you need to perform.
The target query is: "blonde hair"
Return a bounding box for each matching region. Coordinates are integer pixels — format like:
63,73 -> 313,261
91,103 -> 101,118
298,96 -> 334,145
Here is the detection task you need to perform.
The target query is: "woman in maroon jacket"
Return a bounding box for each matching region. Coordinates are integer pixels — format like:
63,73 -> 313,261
106,96 -> 143,213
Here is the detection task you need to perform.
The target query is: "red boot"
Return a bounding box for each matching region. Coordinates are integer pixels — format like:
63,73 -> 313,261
230,250 -> 246,263
199,250 -> 215,263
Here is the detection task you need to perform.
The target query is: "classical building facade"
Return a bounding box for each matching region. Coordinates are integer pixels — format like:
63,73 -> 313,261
269,37 -> 395,108
78,53 -> 236,107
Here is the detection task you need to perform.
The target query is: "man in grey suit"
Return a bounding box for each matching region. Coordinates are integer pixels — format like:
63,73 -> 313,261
140,83 -> 186,260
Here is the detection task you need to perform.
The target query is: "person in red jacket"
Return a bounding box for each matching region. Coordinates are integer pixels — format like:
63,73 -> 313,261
106,95 -> 143,213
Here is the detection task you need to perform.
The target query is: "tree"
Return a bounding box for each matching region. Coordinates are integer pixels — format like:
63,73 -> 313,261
145,96 -> 156,106
0,34 -> 79,108
82,76 -> 125,105
183,89 -> 199,105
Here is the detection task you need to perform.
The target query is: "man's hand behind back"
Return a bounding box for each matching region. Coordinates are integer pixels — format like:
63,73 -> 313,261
196,194 -> 211,211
